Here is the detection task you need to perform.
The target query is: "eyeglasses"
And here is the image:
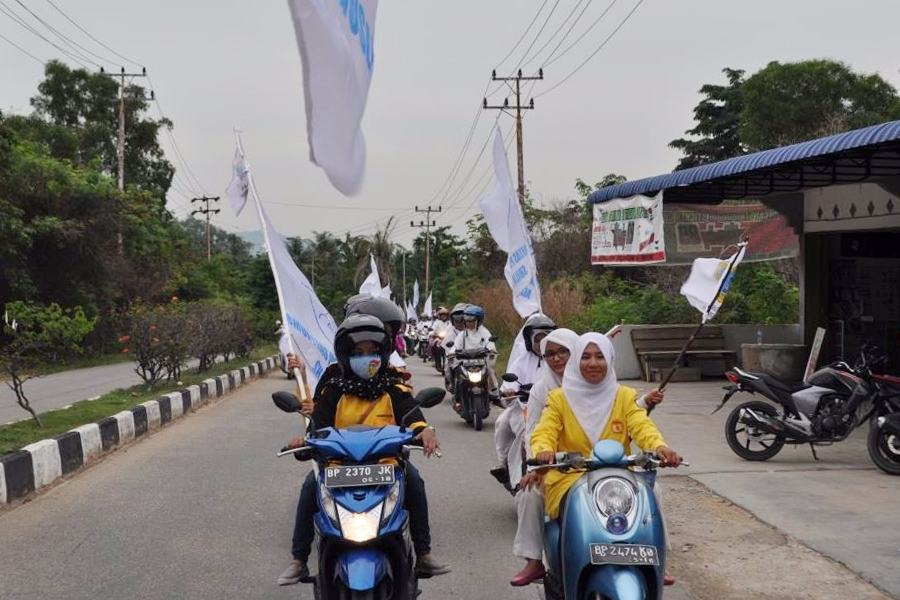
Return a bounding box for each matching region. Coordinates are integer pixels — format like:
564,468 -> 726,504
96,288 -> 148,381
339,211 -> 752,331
543,348 -> 571,361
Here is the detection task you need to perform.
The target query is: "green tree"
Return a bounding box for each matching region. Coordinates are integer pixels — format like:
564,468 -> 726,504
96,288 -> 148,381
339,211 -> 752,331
740,60 -> 900,150
669,68 -> 746,170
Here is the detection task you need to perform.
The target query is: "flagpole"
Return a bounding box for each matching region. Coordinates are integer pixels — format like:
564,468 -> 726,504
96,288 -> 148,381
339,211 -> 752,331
234,132 -> 312,413
656,240 -> 747,394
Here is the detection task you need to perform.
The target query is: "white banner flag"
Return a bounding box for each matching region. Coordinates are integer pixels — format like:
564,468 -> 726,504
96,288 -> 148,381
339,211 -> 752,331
412,280 -> 420,311
380,283 -> 392,300
591,193 -> 665,265
225,145 -> 249,216
479,128 -> 541,318
359,254 -> 383,297
422,292 -> 433,317
287,0 -> 378,196
406,302 -> 416,321
235,136 -> 338,388
680,241 -> 748,323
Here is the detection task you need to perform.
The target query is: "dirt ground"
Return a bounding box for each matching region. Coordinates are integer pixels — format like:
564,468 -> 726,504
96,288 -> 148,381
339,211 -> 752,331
663,475 -> 894,600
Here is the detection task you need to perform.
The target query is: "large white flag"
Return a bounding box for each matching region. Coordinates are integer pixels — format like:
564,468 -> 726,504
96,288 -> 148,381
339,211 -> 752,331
233,136 -> 338,388
479,128 -> 542,317
412,280 -> 420,311
225,145 -> 249,216
422,292 -> 433,317
380,283 -> 392,300
359,254 -> 383,297
287,0 -> 378,196
406,302 -> 416,321
680,242 -> 748,323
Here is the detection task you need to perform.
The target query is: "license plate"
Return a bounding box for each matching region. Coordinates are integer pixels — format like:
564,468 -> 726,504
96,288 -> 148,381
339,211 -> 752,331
589,543 -> 660,566
324,464 -> 395,489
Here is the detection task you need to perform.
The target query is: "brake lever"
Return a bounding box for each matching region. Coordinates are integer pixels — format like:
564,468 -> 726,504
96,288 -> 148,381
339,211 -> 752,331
276,446 -> 311,457
403,445 -> 443,459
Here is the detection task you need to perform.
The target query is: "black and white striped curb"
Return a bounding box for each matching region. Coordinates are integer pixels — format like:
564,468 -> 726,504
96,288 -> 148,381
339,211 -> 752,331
0,356 -> 280,506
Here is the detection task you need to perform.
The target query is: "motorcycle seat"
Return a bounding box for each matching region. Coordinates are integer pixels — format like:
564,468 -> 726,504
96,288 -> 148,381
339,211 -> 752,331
750,372 -> 810,394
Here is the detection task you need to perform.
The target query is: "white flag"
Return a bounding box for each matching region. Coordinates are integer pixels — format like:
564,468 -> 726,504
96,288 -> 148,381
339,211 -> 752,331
412,280 -> 420,310
680,242 -> 748,323
225,145 -> 249,215
359,253 -> 382,297
406,302 -> 416,321
287,0 -> 378,196
479,128 -> 542,318
422,292 -> 433,317
380,283 -> 392,300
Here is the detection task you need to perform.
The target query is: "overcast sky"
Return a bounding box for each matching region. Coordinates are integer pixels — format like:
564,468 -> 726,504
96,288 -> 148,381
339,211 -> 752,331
3,0 -> 900,248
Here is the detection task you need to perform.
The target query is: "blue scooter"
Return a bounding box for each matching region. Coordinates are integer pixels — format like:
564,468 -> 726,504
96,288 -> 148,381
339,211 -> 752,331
273,388 -> 445,600
528,440 -> 685,600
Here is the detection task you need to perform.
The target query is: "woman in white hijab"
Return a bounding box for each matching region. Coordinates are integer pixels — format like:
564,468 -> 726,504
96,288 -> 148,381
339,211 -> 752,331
531,332 -> 682,521
509,328 -> 578,586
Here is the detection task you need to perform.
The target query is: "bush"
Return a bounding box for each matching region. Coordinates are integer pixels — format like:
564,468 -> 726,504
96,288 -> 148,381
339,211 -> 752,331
122,301 -> 189,388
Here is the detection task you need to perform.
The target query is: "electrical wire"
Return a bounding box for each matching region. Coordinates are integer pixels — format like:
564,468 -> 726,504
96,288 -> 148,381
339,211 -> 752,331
0,29 -> 44,63
0,1 -> 88,68
536,0 -> 645,98
44,0 -> 142,69
542,0 -> 622,68
494,0 -> 551,71
12,0 -> 114,69
521,0 -> 590,69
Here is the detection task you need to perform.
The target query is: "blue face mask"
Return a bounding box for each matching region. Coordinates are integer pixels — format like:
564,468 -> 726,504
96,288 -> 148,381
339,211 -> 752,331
349,354 -> 382,380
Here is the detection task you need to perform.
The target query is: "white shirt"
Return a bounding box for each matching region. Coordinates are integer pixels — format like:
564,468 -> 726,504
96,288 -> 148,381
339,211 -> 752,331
453,325 -> 496,353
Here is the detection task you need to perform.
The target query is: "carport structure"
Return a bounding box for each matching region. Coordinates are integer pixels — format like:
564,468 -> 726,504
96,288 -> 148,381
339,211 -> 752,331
589,120 -> 900,370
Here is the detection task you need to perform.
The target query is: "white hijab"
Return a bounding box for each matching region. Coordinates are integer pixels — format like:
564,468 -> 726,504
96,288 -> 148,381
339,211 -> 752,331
562,332 -> 618,445
539,328 -> 578,389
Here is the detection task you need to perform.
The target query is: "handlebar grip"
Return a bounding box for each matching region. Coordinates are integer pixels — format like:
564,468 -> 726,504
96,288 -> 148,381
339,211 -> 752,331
280,446 -> 290,453
524,458 -> 542,467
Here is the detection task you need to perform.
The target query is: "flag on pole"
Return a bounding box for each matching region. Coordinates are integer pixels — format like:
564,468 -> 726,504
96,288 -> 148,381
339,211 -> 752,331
225,145 -> 249,216
359,254 -> 383,297
680,241 -> 748,323
406,302 -> 416,321
230,135 -> 337,388
412,280 -> 420,311
287,0 -> 378,195
380,283 -> 392,300
479,128 -> 542,317
422,292 -> 433,317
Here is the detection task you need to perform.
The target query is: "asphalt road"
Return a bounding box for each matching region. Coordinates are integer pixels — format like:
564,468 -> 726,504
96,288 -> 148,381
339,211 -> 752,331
0,361 -> 558,600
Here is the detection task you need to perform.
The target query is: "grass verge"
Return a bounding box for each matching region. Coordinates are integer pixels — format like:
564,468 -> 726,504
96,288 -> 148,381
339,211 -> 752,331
0,344 -> 278,455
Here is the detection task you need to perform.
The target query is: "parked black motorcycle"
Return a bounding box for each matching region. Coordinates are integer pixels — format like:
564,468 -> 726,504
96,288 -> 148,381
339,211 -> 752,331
716,346 -> 900,473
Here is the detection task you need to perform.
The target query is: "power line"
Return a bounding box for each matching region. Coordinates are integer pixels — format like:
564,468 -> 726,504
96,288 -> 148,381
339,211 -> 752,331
504,0 -> 561,76
536,0 -> 645,99
0,1 -> 88,68
44,0 -> 142,69
12,0 -> 111,69
494,0 -> 551,70
521,0 -> 590,69
543,0 -> 621,68
0,29 -> 44,63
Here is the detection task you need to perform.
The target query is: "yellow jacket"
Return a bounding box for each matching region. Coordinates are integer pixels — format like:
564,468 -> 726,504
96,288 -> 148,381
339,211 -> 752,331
531,385 -> 666,519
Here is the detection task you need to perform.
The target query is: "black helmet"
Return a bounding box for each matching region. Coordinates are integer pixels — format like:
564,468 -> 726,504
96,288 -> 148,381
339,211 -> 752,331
346,297 -> 405,346
522,314 -> 557,355
334,314 -> 390,377
343,293 -> 373,318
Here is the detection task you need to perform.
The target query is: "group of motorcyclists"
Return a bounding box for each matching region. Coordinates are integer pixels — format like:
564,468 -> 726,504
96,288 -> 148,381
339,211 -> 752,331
276,293 -> 683,597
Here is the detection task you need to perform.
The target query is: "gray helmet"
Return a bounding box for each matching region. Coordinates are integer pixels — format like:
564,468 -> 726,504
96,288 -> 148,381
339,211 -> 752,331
522,314 -> 557,354
343,293 -> 374,318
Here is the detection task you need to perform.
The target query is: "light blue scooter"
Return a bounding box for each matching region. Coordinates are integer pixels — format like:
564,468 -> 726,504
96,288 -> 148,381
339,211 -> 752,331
528,440 -> 684,600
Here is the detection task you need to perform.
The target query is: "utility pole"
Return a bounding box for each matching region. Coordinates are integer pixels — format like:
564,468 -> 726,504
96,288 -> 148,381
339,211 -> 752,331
484,68 -> 543,205
190,196 -> 221,261
410,205 -> 441,295
402,252 -> 407,309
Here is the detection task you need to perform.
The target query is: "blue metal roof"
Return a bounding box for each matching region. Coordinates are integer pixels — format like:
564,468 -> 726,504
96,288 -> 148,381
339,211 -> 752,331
588,119 -> 900,204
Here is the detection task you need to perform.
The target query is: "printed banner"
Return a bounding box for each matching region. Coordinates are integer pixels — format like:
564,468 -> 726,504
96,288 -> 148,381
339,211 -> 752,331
663,202 -> 798,265
591,193 -> 665,265
287,0 -> 378,195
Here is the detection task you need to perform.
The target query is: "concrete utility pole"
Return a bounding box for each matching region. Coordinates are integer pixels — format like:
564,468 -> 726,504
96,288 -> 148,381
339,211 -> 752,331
100,67 -> 149,191
402,252 -> 407,309
410,205 -> 441,295
484,68 -> 543,205
190,196 -> 221,261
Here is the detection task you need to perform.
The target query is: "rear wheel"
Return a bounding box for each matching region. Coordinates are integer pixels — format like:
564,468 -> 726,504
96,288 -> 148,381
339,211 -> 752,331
725,400 -> 785,461
868,419 -> 900,475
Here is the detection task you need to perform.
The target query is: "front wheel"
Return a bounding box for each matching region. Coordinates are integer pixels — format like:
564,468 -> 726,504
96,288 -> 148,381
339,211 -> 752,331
474,403 -> 483,431
868,419 -> 900,475
725,400 -> 785,461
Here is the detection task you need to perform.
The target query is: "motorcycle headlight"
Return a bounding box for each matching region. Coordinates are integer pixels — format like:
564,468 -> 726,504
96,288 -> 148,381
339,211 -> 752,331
593,477 -> 636,519
381,480 -> 402,524
318,482 -> 338,522
337,504 -> 383,543
467,369 -> 483,383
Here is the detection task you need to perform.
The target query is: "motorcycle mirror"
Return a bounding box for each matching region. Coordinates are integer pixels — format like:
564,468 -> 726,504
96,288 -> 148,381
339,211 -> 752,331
415,387 -> 446,409
489,335 -> 499,342
502,373 -> 519,383
272,391 -> 302,413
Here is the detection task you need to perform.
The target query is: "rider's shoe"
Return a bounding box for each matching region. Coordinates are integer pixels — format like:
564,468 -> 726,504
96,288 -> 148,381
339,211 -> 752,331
277,560 -> 309,586
510,561 -> 546,586
664,571 -> 675,586
489,465 -> 510,487
415,554 -> 451,578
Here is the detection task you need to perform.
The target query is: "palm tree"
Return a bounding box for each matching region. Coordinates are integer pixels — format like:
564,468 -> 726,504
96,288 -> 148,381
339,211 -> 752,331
354,217 -> 397,286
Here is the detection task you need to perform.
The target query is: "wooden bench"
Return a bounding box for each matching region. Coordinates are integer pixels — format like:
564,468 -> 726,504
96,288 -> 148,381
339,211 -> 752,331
631,325 -> 737,382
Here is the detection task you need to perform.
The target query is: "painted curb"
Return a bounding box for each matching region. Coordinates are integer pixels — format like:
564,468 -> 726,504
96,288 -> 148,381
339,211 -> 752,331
0,355 -> 280,507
